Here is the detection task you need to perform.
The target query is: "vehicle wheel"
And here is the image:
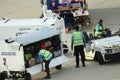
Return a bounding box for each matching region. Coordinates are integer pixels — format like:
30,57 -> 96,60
55,64 -> 62,70
24,74 -> 31,80
13,78 -> 18,80
0,71 -> 7,80
24,71 -> 31,80
97,52 -> 104,65
63,44 -> 68,54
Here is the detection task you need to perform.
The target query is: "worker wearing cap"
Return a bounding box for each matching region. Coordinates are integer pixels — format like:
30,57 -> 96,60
71,26 -> 86,68
38,49 -> 53,79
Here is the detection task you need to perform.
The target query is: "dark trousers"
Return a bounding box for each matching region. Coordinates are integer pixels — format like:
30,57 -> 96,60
80,1 -> 83,8
74,45 -> 85,66
45,60 -> 51,77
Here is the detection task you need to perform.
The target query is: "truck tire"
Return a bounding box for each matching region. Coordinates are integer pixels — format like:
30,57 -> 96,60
97,52 -> 104,65
94,52 -> 98,61
55,64 -> 62,70
13,78 -> 18,80
24,70 -> 31,80
0,71 -> 7,80
24,73 -> 31,80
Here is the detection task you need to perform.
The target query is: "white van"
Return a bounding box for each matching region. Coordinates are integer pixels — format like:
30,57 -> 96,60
0,28 -> 69,80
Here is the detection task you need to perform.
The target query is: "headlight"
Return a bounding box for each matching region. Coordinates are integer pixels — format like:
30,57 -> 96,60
105,49 -> 112,53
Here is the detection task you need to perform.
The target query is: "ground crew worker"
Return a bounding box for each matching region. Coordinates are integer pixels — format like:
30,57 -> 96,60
71,26 -> 86,68
38,49 -> 53,79
94,19 -> 105,38
80,0 -> 85,14
80,0 -> 84,8
74,0 -> 85,8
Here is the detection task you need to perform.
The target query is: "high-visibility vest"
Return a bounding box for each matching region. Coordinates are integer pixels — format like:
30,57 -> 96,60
39,49 -> 53,61
73,32 -> 84,46
95,26 -> 104,36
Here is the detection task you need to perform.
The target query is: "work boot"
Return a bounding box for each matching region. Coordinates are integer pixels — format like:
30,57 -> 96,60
75,65 -> 79,68
44,76 -> 51,79
82,64 -> 86,67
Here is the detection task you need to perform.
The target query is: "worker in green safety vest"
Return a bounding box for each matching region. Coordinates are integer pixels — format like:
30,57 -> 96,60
38,49 -> 53,79
71,26 -> 86,68
94,19 -> 106,38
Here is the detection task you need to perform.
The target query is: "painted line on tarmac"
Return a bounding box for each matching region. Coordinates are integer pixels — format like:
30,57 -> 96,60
86,55 -> 94,58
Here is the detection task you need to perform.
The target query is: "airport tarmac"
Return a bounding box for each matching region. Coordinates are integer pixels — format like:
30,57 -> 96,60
1,0 -> 120,80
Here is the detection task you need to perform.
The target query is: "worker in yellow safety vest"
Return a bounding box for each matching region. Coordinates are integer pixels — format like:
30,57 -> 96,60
71,26 -> 86,68
38,49 -> 53,79
94,19 -> 105,38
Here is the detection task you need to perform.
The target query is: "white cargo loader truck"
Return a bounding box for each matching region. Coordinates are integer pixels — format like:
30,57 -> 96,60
0,17 -> 66,43
91,35 -> 120,64
0,17 -> 68,53
0,28 -> 69,80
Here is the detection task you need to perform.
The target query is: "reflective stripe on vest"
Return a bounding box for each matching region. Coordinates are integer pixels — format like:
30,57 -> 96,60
73,32 -> 84,46
95,26 -> 104,36
39,49 -> 53,61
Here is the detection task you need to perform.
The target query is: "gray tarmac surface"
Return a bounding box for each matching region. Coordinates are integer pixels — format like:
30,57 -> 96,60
0,0 -> 42,19
0,0 -> 120,80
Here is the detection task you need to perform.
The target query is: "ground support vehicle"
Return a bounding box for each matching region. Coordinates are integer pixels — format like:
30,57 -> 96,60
0,17 -> 68,54
91,35 -> 120,65
0,28 -> 69,80
41,0 -> 91,32
0,17 -> 65,42
72,4 -> 91,28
